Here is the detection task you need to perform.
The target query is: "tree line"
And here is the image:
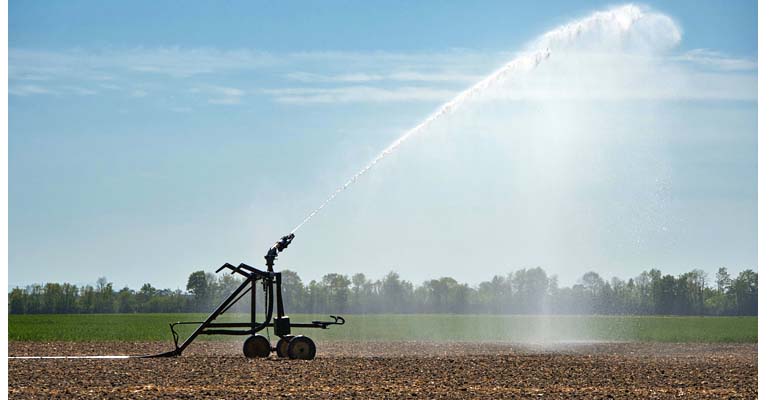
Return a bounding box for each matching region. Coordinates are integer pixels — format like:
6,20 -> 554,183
8,267 -> 757,316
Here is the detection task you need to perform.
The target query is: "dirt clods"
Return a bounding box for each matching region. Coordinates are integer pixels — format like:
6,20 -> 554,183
9,341 -> 757,399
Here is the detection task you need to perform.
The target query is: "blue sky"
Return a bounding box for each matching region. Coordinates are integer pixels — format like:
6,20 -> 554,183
9,1 -> 757,290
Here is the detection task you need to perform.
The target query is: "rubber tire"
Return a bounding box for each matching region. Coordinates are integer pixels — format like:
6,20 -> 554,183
276,335 -> 294,358
243,335 -> 271,358
287,335 -> 316,360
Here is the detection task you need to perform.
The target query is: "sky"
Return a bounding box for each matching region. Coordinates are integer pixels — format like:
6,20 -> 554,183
8,1 -> 757,290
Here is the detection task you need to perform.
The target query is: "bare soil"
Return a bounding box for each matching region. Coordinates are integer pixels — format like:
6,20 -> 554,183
9,341 -> 757,399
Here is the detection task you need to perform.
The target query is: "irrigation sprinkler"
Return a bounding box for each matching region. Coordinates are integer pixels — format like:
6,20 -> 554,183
146,233 -> 344,359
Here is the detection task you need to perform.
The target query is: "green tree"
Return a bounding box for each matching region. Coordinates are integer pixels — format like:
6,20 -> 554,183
716,267 -> 732,294
731,270 -> 758,315
350,273 -> 371,313
136,283 -> 157,312
43,283 -> 64,313
62,283 -> 79,313
306,280 -> 324,313
681,269 -> 707,315
186,271 -> 209,311
580,271 -> 605,313
115,287 -> 137,313
477,275 -> 510,313
280,270 -> 307,312
380,271 -> 412,312
9,288 -> 26,314
653,274 -> 677,315
321,273 -> 351,312
95,277 -> 115,313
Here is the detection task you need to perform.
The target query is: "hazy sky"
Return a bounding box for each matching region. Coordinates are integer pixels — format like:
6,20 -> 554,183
9,1 -> 757,290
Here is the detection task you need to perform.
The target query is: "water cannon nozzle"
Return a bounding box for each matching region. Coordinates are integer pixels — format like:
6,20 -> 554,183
265,233 -> 296,270
276,233 -> 295,251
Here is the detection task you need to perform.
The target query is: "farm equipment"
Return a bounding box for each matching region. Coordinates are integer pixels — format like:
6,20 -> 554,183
146,233 -> 344,359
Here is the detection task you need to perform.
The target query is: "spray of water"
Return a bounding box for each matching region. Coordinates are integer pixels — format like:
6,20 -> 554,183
290,4 -> 676,234
290,49 -> 550,233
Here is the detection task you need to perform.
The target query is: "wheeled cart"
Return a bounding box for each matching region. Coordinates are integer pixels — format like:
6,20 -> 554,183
147,234 -> 344,359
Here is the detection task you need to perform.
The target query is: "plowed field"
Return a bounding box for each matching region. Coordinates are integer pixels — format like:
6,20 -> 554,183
8,341 -> 757,399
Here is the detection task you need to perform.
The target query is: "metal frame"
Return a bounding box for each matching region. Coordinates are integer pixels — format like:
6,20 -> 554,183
146,234 -> 344,358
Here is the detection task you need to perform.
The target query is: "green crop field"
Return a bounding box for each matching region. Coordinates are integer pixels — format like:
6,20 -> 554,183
8,314 -> 757,343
